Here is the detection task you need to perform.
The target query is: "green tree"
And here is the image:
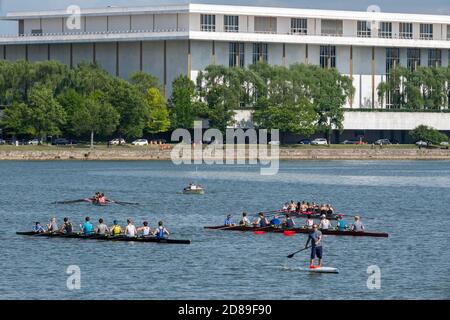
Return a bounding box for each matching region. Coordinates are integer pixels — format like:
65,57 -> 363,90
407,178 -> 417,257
409,125 -> 449,145
311,67 -> 354,144
169,75 -> 199,129
71,91 -> 120,147
105,78 -> 149,139
196,65 -> 241,131
27,85 -> 67,139
57,89 -> 86,136
0,102 -> 32,137
145,87 -> 170,134
129,71 -> 162,94
252,63 -> 317,139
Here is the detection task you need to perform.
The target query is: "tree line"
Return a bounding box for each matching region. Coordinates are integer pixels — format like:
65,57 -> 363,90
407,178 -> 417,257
0,59 -> 355,145
378,65 -> 450,110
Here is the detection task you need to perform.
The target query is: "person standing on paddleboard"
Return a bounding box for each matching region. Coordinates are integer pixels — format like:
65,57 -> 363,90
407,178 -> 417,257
305,224 -> 323,269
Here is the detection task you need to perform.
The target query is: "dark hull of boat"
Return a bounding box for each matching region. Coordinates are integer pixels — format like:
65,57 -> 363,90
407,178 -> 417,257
16,232 -> 191,244
204,226 -> 389,238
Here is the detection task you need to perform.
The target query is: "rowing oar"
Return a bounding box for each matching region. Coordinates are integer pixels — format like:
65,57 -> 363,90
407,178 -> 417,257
52,199 -> 88,204
108,200 -> 140,206
287,246 -> 311,259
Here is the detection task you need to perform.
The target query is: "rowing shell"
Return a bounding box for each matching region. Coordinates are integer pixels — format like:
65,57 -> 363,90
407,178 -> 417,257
16,232 -> 191,245
204,225 -> 389,238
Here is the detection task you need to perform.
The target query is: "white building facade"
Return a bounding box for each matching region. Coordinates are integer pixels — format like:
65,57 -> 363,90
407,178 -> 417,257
1,3 -> 450,142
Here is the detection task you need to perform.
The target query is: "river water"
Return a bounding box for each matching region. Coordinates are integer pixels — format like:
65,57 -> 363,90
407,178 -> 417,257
0,160 -> 449,300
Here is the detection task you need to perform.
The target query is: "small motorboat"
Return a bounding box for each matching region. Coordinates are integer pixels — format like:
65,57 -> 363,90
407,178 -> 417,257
183,184 -> 205,195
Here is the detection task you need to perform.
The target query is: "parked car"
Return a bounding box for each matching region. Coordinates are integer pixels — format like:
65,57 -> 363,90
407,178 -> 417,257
342,138 -> 367,145
297,139 -> 311,145
110,138 -> 126,145
268,141 -> 280,145
440,141 -> 449,146
415,140 -> 428,147
27,138 -> 42,146
374,139 -> 392,145
0,138 -> 6,145
52,138 -> 71,146
311,138 -> 328,145
132,139 -> 149,146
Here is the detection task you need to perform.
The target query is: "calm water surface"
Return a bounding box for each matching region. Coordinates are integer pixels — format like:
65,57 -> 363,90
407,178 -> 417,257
0,160 -> 449,300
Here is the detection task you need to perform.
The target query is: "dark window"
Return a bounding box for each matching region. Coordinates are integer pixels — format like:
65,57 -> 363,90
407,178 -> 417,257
407,48 -> 421,71
357,21 -> 371,37
386,48 -> 400,73
428,49 -> 441,67
252,43 -> 268,64
200,14 -> 216,32
224,15 -> 239,32
229,42 -> 245,67
291,18 -> 307,35
320,45 -> 336,68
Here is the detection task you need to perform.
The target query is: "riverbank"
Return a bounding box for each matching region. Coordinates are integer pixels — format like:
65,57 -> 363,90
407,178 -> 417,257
1,145 -> 449,161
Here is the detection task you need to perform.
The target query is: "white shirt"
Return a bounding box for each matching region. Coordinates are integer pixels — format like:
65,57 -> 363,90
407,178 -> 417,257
125,224 -> 137,237
319,219 -> 332,230
305,219 -> 314,229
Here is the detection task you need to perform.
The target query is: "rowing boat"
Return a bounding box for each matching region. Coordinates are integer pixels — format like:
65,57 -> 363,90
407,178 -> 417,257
16,232 -> 191,244
204,225 -> 389,238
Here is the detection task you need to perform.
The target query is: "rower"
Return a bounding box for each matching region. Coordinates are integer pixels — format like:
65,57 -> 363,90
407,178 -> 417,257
95,218 -> 109,235
305,224 -> 323,269
137,221 -> 152,237
253,212 -> 269,228
224,214 -> 234,226
283,214 -> 296,229
154,221 -> 170,239
351,216 -> 365,232
81,217 -> 93,236
239,212 -> 251,226
305,216 -> 314,229
336,215 -> 346,231
124,219 -> 137,238
59,217 -> 73,234
289,201 -> 297,212
319,215 -> 332,230
110,220 -> 122,236
270,215 -> 282,228
47,217 -> 58,233
33,222 -> 46,233
98,193 -> 106,204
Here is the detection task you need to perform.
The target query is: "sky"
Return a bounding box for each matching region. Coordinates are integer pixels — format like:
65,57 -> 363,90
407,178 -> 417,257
1,0 -> 450,33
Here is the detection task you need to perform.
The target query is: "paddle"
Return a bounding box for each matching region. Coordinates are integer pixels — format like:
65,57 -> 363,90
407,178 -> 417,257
287,246 -> 311,259
52,199 -> 89,205
108,200 -> 140,206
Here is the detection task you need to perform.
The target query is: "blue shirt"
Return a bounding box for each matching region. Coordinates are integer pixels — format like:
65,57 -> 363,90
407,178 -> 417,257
270,218 -> 281,226
33,225 -> 46,233
337,220 -> 346,231
224,218 -> 232,226
82,222 -> 93,235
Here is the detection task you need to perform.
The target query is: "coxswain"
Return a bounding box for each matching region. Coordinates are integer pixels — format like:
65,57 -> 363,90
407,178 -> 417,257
110,220 -> 122,236
59,217 -> 73,234
47,217 -> 58,232
224,214 -> 234,226
305,216 -> 314,229
283,214 -> 296,229
351,216 -> 365,232
137,221 -> 152,237
319,215 -> 332,230
33,222 -> 46,233
154,221 -> 170,239
98,193 -> 106,204
336,215 -> 346,231
124,219 -> 137,238
239,212 -> 251,226
253,212 -> 270,228
95,218 -> 109,235
305,224 -> 323,269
